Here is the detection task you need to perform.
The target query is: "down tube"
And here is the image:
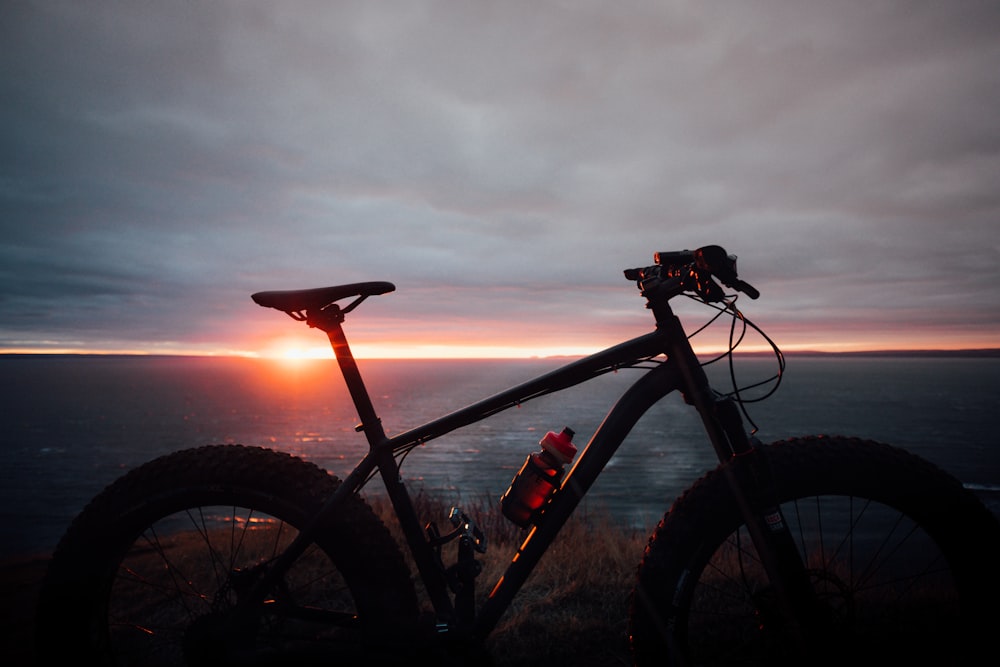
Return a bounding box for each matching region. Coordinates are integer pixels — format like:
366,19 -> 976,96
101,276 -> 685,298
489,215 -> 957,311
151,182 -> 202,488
474,360 -> 682,639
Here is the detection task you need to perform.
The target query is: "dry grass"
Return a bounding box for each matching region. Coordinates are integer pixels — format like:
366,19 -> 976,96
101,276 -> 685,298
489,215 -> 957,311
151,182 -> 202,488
371,491 -> 648,666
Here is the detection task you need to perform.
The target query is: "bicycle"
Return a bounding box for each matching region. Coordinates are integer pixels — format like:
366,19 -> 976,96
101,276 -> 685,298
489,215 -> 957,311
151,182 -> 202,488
36,245 -> 1000,665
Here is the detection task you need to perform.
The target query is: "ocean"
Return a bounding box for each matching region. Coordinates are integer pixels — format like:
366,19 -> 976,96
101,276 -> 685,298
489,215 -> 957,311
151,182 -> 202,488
2,354 -> 999,560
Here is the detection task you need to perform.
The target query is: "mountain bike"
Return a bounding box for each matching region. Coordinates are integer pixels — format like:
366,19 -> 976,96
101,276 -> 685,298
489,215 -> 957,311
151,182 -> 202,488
36,245 -> 1000,665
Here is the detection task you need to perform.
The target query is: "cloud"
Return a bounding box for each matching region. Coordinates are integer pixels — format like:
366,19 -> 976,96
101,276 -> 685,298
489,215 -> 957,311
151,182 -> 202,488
1,1 -> 999,354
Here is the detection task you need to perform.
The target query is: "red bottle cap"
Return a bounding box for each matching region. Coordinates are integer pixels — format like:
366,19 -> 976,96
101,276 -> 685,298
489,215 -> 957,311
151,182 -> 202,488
540,427 -> 577,464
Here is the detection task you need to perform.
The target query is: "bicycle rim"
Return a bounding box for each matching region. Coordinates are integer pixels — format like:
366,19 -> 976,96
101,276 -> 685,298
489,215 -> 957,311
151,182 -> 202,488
631,437 -> 1000,666
678,495 -> 963,664
104,504 -> 363,666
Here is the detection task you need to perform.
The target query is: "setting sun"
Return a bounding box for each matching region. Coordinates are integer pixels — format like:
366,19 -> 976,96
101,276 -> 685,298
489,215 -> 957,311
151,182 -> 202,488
260,336 -> 334,361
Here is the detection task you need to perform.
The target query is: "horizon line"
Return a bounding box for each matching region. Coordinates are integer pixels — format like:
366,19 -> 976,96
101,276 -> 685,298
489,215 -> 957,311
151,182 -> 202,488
3,347 -> 1000,361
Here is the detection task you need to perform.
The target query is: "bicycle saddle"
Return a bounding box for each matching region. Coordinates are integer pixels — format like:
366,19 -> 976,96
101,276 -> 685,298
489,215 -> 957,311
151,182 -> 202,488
252,281 -> 396,314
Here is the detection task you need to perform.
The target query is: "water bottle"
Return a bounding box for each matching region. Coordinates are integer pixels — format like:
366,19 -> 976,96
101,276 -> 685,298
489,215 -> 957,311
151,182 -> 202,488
500,427 -> 578,527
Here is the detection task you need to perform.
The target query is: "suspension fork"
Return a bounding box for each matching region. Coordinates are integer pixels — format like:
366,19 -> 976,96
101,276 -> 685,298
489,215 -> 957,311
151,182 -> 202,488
655,302 -> 822,647
713,400 -> 824,642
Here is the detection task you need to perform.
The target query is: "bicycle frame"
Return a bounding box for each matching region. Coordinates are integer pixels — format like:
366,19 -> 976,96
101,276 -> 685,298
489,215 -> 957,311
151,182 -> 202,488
249,294 -> 813,644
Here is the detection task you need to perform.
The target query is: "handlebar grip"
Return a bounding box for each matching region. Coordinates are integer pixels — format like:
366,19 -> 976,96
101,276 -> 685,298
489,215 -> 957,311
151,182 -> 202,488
733,279 -> 760,300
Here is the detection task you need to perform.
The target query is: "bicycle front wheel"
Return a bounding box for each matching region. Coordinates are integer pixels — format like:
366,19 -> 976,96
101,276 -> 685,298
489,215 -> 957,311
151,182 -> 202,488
629,436 -> 1000,666
36,445 -> 419,666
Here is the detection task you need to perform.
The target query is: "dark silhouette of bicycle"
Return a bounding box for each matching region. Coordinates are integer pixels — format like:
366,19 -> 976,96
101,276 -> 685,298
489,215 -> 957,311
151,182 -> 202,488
36,246 -> 1000,665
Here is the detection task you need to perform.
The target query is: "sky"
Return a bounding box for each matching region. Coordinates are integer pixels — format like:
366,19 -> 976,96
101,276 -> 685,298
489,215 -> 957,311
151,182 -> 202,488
2,1 -> 999,358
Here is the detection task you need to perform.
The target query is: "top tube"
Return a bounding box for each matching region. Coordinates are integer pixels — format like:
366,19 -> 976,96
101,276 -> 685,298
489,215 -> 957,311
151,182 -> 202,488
383,330 -> 667,454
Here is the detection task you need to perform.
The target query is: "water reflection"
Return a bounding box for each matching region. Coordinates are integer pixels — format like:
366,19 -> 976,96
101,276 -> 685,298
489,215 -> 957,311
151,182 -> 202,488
3,354 -> 999,558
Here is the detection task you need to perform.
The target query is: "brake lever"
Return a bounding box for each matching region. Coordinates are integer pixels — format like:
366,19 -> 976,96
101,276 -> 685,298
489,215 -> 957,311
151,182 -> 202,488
693,246 -> 761,300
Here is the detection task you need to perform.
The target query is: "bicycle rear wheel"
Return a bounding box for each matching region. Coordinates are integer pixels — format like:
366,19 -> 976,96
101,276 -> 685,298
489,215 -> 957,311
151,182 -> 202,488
629,436 -> 1000,666
36,445 -> 419,666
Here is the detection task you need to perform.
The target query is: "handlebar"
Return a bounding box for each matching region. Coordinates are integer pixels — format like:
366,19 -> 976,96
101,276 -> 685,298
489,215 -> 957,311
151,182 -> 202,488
624,245 -> 759,303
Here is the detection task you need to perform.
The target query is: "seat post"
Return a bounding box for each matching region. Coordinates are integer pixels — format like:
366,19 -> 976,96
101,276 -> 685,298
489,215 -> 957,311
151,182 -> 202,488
312,310 -> 387,447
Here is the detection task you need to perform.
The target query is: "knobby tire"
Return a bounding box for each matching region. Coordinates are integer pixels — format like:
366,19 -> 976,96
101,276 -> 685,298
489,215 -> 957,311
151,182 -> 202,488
35,445 -> 419,666
629,436 -> 1000,666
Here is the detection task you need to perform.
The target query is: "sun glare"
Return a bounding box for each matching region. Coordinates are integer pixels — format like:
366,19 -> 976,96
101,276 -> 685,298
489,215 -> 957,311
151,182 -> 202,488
259,336 -> 334,362
278,346 -> 333,360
